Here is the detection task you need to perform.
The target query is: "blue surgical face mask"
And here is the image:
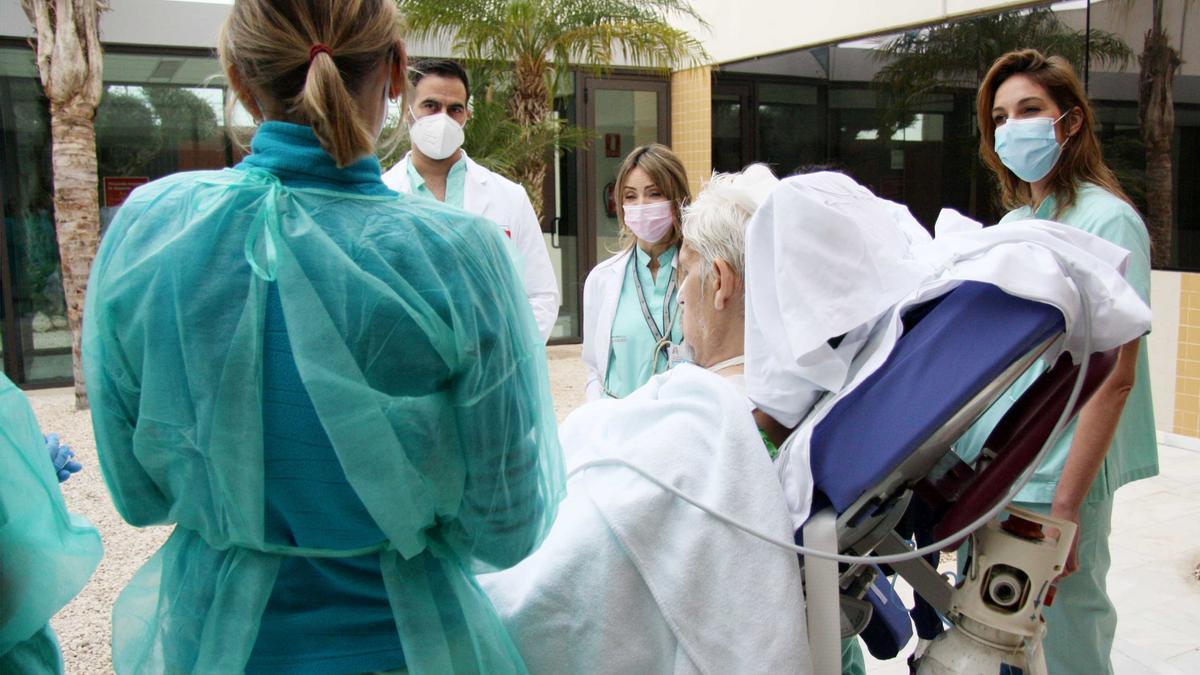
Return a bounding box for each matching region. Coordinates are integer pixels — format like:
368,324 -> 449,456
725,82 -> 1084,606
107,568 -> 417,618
993,110 -> 1071,183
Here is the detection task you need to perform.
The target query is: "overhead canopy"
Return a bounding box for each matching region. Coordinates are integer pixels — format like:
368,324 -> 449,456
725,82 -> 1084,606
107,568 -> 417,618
681,0 -> 1041,65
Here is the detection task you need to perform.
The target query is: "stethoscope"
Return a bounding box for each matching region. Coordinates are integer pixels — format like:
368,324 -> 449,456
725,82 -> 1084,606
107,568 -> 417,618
601,252 -> 681,399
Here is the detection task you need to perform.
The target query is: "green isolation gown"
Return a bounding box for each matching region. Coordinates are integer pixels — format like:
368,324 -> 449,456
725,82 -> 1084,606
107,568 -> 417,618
0,374 -> 103,674
83,123 -> 565,674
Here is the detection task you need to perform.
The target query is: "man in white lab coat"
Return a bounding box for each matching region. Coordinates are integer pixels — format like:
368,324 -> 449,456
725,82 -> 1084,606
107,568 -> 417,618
383,58 -> 560,341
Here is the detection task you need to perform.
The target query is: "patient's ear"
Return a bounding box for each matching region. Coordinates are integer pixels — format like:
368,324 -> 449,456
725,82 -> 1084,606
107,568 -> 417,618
711,259 -> 738,310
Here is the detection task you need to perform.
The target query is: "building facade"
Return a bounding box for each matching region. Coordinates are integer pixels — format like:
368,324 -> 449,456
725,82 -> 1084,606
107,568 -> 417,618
667,0 -> 1200,442
1,0 -> 1197,443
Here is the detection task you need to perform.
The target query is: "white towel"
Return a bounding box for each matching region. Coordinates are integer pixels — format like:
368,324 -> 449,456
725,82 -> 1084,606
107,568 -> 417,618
480,365 -> 811,675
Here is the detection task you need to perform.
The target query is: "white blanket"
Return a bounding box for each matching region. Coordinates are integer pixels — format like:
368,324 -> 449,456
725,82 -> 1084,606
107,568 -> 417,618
479,365 -> 811,674
751,179 -> 1154,529
745,172 -> 934,429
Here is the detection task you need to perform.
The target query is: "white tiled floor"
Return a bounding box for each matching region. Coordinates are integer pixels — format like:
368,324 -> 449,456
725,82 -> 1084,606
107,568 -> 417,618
861,441 -> 1200,674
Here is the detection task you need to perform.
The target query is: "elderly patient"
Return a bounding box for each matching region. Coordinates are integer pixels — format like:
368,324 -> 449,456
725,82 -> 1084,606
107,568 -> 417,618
478,166 -> 812,674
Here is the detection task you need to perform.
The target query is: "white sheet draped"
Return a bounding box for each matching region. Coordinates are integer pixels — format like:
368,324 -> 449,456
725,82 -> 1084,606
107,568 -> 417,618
744,172 -> 935,429
746,175 -> 1153,529
480,365 -> 811,674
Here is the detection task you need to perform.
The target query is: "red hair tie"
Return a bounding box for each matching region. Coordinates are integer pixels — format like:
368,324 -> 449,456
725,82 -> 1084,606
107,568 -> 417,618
308,43 -> 333,62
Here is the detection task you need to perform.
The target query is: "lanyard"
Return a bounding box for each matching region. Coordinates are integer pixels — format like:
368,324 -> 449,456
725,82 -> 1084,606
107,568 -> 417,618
600,252 -> 680,399
630,249 -> 679,350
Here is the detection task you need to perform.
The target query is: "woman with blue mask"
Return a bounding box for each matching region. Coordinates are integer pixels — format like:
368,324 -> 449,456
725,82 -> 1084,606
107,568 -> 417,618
582,144 -> 692,400
83,0 -> 564,672
955,49 -> 1156,675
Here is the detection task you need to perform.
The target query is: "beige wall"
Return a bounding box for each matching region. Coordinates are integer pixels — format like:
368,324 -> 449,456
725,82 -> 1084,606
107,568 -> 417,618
1176,273 -> 1200,437
1,0 -> 450,58
670,67 -> 713,199
1148,271 -> 1200,441
1150,271 -> 1181,433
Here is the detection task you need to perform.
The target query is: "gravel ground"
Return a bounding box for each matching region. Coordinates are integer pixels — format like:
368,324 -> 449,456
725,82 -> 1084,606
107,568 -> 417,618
28,344 -> 587,674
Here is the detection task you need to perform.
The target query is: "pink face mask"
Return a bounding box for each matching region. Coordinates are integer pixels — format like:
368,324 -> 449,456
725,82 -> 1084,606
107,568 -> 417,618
623,201 -> 675,243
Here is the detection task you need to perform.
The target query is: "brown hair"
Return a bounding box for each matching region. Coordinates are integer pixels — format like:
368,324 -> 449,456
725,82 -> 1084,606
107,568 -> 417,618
977,49 -> 1132,216
614,144 -> 692,252
219,0 -> 404,167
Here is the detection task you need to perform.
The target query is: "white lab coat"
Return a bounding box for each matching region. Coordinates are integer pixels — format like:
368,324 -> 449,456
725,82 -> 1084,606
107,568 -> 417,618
581,247 -> 680,402
382,152 -> 560,341
580,248 -> 632,401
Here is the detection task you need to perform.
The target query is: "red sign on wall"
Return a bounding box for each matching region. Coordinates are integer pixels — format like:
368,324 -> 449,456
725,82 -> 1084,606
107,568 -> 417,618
604,133 -> 621,158
103,177 -> 149,208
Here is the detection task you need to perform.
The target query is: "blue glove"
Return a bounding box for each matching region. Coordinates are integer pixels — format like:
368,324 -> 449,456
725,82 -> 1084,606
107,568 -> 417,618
45,433 -> 82,483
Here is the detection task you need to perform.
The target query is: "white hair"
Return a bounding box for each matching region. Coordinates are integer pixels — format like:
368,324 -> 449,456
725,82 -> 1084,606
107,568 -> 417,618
681,164 -> 779,281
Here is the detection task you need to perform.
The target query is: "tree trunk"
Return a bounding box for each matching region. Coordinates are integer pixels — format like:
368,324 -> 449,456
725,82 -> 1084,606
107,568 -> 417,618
511,56 -> 551,218
50,99 -> 101,407
23,0 -> 106,408
1138,4 -> 1180,268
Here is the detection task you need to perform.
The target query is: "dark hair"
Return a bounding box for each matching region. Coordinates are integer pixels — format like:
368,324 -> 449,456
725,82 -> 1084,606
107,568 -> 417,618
409,58 -> 470,100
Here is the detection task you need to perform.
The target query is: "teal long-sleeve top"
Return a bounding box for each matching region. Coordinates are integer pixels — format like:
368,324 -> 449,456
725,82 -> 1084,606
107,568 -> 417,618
604,245 -> 683,398
247,287 -> 404,674
955,182 -> 1158,503
237,124 -> 404,674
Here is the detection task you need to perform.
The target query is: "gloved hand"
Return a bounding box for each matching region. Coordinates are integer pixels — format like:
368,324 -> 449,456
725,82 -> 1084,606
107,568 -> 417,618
45,433 -> 82,483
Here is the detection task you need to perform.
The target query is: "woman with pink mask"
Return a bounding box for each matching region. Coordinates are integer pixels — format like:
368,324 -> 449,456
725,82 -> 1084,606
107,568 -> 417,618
582,144 -> 692,400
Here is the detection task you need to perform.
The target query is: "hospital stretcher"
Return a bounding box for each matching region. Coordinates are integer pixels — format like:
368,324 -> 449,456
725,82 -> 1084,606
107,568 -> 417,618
792,280 -> 1115,674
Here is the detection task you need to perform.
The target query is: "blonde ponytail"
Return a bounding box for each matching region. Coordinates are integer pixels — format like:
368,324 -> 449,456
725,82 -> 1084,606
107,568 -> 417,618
219,0 -> 403,168
298,50 -> 376,167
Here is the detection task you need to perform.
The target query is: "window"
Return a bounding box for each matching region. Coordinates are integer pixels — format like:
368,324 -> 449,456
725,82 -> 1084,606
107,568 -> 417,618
0,46 -> 232,385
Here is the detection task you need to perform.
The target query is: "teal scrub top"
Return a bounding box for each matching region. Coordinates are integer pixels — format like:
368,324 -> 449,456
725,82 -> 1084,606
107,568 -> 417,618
604,245 -> 683,398
406,153 -> 468,208
955,182 -> 1158,503
250,287 -> 402,669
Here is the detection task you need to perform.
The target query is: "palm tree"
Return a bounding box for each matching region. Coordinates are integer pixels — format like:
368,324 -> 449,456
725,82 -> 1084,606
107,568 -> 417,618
22,0 -> 108,408
96,92 -> 161,177
1137,0 -> 1188,267
872,7 -> 1131,217
398,0 -> 708,211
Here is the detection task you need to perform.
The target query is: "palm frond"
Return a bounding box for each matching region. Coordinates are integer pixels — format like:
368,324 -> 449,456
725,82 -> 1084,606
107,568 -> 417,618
872,7 -> 1132,131
399,0 -> 708,70
394,0 -> 702,201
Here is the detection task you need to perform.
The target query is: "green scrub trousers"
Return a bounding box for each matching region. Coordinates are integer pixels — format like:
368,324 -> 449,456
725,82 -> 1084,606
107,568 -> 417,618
1017,498 -> 1117,675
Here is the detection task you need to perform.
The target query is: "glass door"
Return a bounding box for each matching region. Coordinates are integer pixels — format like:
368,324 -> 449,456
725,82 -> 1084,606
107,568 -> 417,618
557,76 -> 669,341
0,176 -> 14,381
581,78 -> 670,269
